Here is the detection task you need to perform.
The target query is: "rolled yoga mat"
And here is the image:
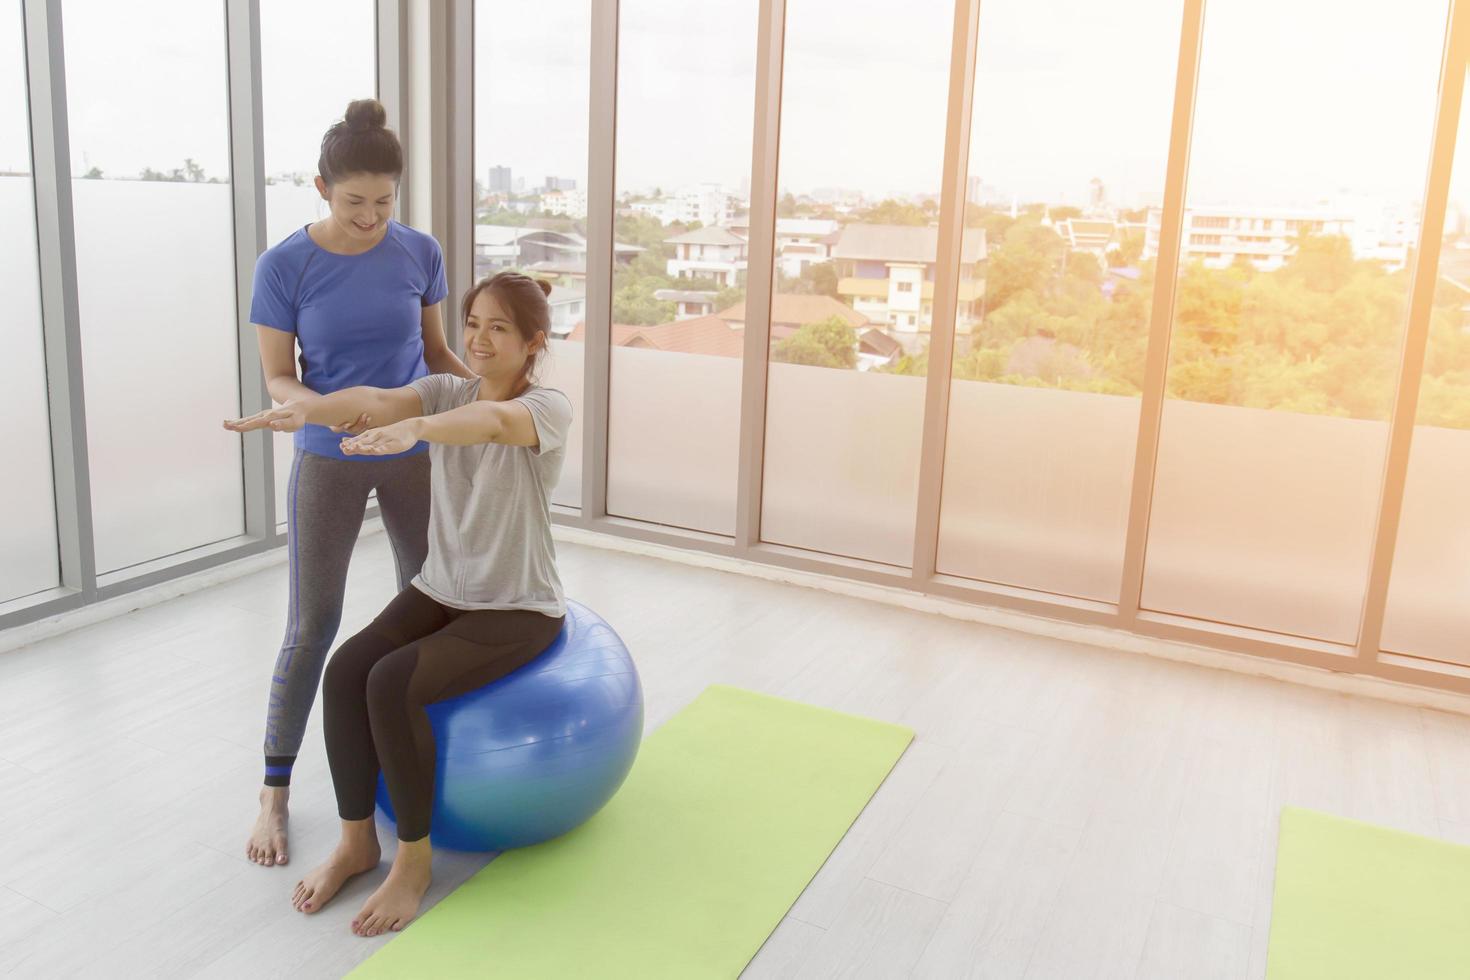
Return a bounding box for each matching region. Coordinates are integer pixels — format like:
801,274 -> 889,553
1266,806 -> 1470,978
352,683 -> 915,979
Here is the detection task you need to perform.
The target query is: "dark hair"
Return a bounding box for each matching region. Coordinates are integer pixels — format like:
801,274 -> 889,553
461,272 -> 554,383
317,99 -> 403,184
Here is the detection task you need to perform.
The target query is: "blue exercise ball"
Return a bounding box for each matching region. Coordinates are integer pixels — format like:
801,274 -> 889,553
375,600 -> 642,851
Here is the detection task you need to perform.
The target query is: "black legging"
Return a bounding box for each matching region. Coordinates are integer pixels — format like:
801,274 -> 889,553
322,585 -> 565,842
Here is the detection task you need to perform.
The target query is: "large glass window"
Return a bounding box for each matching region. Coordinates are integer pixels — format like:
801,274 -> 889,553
1,1 -> 61,601
1382,70 -> 1470,666
934,0 -> 1182,602
759,0 -> 953,566
474,0 -> 589,509
260,0 -> 377,527
604,0 -> 757,536
63,0 -> 243,574
1140,0 -> 1447,642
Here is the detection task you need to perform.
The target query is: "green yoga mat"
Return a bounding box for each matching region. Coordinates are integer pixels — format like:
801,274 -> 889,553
352,683 -> 914,979
1267,806 -> 1470,978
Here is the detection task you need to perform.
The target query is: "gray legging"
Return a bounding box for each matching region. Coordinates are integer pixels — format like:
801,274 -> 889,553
262,448 -> 431,787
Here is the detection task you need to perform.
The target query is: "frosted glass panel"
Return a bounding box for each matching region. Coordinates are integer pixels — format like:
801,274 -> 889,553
609,347 -> 740,535
605,0 -> 754,534
938,385 -> 1136,600
0,2 -> 61,602
934,0 -> 1180,602
1145,403 -> 1387,640
763,364 -> 925,567
1141,0 -> 1445,642
64,0 -> 244,572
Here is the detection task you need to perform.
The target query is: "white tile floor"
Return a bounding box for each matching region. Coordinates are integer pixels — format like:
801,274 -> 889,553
3,529 -> 1470,978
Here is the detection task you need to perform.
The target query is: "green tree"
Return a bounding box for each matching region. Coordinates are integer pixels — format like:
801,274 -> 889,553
612,277 -> 674,325
1106,229 -> 1144,267
772,315 -> 858,369
984,219 -> 1065,312
858,198 -> 931,226
781,259 -> 839,298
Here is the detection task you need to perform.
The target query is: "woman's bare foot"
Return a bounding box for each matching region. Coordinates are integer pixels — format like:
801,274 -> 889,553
352,837 -> 432,937
292,819 -> 382,914
247,786 -> 290,866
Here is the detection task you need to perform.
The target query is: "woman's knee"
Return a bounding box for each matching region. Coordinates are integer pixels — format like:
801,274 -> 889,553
365,649 -> 419,719
322,639 -> 376,705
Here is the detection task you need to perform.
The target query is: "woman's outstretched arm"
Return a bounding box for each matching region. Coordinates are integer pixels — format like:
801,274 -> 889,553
224,384 -> 425,435
337,400 -> 539,456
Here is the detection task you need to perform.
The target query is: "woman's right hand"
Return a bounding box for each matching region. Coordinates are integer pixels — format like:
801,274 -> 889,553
223,402 -> 309,433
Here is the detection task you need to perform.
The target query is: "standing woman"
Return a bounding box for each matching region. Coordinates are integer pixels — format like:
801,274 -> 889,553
243,99 -> 472,867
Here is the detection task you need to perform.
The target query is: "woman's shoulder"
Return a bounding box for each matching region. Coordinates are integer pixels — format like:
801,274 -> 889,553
387,220 -> 443,256
519,385 -> 571,407
256,227 -> 313,273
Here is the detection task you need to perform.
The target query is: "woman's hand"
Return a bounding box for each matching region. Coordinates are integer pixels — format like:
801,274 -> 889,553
223,402 -> 308,433
328,413 -> 373,435
341,419 -> 422,456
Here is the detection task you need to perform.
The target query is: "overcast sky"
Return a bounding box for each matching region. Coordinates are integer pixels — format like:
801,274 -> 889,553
0,0 -> 1460,210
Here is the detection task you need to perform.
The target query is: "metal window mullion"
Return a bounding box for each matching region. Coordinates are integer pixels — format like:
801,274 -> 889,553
734,0 -> 785,551
911,0 -> 981,580
1356,0 -> 1469,662
24,0 -> 95,596
1115,0 -> 1206,626
377,0 -> 408,223
224,0 -> 271,539
445,0 -> 474,333
582,0 -> 617,520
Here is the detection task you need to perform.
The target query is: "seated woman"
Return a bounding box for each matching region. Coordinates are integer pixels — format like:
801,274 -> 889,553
225,272 -> 571,937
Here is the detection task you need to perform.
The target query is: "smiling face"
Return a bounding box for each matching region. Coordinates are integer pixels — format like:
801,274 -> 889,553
463,289 -> 545,383
315,172 -> 396,242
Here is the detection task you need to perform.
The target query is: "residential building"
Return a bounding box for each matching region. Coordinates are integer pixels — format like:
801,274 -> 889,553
541,188 -> 588,219
665,226 -> 748,287
654,289 -> 719,320
474,224 -> 643,281
724,215 -> 840,278
1144,204 -> 1353,270
829,222 -> 986,336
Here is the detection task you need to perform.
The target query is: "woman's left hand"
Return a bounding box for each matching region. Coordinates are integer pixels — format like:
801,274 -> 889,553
341,420 -> 421,456
328,412 -> 373,435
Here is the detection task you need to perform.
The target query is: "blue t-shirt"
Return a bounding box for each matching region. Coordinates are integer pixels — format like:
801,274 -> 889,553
250,220 -> 448,459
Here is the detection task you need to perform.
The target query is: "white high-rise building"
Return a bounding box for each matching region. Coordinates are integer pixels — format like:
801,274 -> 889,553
1145,204 -> 1354,270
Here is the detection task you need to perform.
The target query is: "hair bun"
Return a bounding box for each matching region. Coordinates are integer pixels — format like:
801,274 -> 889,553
535,279 -> 553,297
344,98 -> 387,132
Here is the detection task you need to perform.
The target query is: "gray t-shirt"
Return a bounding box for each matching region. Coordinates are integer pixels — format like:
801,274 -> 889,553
405,373 -> 573,617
